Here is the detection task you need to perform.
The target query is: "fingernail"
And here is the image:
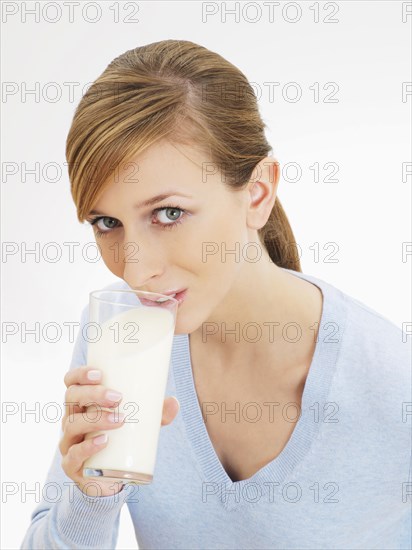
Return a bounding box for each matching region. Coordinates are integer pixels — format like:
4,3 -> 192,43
105,390 -> 122,402
87,369 -> 101,381
93,433 -> 108,445
108,412 -> 125,423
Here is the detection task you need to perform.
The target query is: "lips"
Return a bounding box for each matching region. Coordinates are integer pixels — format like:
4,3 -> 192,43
138,289 -> 188,308
158,288 -> 186,297
171,289 -> 187,305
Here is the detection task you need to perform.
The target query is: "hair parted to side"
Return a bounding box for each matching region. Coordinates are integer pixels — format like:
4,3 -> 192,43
66,39 -> 301,272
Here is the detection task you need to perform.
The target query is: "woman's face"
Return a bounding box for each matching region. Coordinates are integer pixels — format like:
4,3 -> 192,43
86,139 -> 272,335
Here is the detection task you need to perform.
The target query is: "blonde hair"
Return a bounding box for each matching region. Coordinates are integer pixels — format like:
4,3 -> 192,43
66,39 -> 301,271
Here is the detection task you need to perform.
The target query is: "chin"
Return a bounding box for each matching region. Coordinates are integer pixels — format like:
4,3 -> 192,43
173,310 -> 209,336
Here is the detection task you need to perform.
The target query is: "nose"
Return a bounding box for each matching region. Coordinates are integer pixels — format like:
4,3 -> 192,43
121,235 -> 166,290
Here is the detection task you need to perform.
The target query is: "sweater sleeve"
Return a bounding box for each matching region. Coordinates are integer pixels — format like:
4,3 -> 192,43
20,303 -> 134,549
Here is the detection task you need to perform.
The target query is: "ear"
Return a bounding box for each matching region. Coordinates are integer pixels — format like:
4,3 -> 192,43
246,157 -> 280,230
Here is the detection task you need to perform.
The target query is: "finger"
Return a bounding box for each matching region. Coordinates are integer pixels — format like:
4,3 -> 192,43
63,367 -> 104,428
61,432 -> 109,479
64,366 -> 102,388
62,384 -> 122,432
161,396 -> 180,426
65,384 -> 123,410
60,409 -> 125,455
62,405 -> 83,432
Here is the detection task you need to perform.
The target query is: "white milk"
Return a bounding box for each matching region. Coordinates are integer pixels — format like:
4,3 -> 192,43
83,305 -> 175,483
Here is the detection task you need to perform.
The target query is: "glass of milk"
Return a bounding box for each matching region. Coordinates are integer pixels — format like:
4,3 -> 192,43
82,288 -> 178,485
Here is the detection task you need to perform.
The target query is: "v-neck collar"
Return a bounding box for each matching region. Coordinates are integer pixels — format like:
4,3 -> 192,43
171,268 -> 348,510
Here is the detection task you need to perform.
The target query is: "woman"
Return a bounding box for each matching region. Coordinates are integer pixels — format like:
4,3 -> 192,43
21,39 -> 411,549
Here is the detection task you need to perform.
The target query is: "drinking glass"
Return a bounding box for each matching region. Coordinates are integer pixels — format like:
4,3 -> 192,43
82,288 -> 178,484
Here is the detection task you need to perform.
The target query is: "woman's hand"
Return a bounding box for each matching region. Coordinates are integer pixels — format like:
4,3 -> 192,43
59,366 -> 180,497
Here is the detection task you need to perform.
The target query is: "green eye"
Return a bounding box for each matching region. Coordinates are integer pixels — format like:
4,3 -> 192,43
87,205 -> 188,238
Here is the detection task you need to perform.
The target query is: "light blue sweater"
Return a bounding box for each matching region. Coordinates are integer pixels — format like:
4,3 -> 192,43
21,268 -> 412,549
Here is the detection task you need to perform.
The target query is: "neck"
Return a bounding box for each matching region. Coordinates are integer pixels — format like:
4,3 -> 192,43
190,254 -> 323,374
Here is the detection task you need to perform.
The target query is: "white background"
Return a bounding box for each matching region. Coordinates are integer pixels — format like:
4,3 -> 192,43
1,1 -> 411,548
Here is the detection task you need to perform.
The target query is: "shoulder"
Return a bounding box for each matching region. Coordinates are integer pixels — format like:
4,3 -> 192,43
286,267 -> 408,357
290,268 -> 411,390
325,280 -> 411,399
298,268 -> 409,364
341,288 -> 409,363
323,281 -> 411,471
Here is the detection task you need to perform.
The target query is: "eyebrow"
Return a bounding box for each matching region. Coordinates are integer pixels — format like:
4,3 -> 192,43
88,191 -> 193,216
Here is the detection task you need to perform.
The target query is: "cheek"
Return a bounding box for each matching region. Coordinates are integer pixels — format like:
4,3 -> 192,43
95,208 -> 246,279
185,207 -> 245,261
195,214 -> 248,271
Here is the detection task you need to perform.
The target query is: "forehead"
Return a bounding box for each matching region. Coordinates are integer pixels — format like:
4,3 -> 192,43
108,139 -> 221,192
131,139 -> 206,174
91,139 -> 231,212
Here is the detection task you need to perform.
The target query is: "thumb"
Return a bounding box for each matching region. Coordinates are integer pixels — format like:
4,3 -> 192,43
161,396 -> 180,426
